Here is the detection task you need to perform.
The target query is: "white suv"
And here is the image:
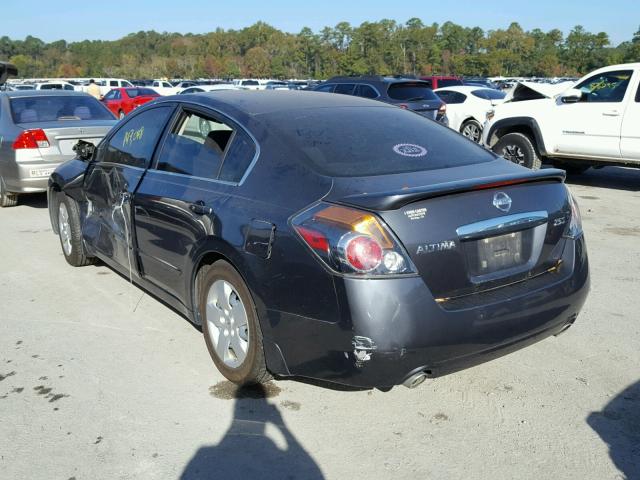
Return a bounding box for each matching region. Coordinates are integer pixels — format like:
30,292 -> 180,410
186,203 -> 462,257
483,63 -> 640,173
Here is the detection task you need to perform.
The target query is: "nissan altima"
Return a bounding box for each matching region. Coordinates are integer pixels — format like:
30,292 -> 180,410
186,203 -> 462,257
47,91 -> 589,389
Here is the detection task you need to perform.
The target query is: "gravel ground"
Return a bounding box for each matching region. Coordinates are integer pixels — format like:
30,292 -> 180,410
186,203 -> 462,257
0,166 -> 638,480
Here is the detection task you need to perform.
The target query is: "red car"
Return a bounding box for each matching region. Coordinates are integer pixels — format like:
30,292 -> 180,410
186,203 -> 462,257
102,87 -> 160,119
419,75 -> 463,89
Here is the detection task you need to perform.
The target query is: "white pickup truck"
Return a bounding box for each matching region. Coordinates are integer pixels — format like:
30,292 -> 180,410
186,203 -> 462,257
150,80 -> 179,96
483,63 -> 640,173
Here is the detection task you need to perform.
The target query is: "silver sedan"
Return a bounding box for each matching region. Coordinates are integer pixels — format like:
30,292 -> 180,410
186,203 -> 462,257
0,90 -> 117,206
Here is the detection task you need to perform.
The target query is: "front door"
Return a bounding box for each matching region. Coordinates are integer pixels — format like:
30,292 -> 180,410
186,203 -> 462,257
82,105 -> 175,272
553,70 -> 633,159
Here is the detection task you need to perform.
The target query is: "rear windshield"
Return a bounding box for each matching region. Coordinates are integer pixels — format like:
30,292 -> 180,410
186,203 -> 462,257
10,96 -> 115,123
126,88 -> 157,97
437,78 -> 463,88
265,106 -> 494,177
242,80 -> 259,86
387,83 -> 438,101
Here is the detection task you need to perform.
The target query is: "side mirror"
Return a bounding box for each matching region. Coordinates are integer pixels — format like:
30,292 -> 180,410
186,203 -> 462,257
73,140 -> 96,162
560,88 -> 583,103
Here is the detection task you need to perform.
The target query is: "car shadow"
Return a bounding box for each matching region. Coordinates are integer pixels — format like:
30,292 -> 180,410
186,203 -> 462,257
561,166 -> 640,192
180,383 -> 324,480
17,192 -> 48,209
587,380 -> 640,479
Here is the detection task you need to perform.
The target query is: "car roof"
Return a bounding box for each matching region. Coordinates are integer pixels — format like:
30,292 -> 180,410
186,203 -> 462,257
156,90 -> 390,117
0,90 -> 92,98
325,75 -> 429,85
434,86 -> 490,93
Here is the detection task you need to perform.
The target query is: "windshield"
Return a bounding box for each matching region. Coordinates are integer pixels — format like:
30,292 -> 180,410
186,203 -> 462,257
387,83 -> 438,101
10,95 -> 115,123
265,106 -> 493,177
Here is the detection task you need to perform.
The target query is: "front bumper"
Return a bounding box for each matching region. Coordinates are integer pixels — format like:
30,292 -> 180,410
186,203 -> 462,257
264,235 -> 589,388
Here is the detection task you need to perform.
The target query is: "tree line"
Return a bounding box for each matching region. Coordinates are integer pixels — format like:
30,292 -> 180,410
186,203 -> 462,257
2,20 -> 639,80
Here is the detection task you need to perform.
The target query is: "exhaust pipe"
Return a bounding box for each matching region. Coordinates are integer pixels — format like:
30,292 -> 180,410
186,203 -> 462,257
403,372 -> 428,389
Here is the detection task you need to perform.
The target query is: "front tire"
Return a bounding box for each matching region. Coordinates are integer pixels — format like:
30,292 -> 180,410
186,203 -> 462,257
0,177 -> 18,207
460,119 -> 483,143
57,195 -> 94,267
200,261 -> 271,385
493,132 -> 542,170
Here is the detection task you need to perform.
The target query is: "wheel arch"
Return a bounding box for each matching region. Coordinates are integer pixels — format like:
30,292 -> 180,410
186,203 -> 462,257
486,117 -> 548,157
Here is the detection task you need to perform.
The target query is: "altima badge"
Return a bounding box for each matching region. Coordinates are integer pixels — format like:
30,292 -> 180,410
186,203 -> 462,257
493,192 -> 512,212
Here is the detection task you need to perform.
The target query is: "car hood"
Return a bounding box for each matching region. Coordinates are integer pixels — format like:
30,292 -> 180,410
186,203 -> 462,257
504,81 -> 575,103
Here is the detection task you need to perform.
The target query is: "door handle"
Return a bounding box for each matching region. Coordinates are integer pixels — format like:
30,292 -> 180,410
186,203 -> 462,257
189,200 -> 212,215
602,110 -> 620,117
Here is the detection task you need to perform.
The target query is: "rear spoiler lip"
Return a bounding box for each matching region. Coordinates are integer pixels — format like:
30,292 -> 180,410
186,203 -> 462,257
336,168 -> 566,211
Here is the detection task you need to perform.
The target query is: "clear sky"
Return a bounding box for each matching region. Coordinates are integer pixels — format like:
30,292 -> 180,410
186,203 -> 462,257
3,0 -> 638,46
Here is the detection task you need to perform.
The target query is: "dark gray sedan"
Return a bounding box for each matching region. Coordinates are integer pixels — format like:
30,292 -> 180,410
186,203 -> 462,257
0,90 -> 117,206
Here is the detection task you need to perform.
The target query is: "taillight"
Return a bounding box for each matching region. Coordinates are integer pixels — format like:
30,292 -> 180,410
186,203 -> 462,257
292,203 -> 416,275
399,103 -> 409,109
564,185 -> 583,238
12,129 -> 50,149
438,103 -> 446,115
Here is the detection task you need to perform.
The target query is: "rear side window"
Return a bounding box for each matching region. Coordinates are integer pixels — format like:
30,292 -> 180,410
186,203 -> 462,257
109,81 -> 118,87
10,95 -> 115,123
126,88 -> 156,97
266,106 -> 494,177
103,106 -> 173,168
40,84 -> 61,90
471,89 -> 506,101
219,129 -> 256,183
355,85 -> 378,98
436,91 -> 466,104
334,83 -> 356,95
387,83 -> 438,101
156,110 -> 233,179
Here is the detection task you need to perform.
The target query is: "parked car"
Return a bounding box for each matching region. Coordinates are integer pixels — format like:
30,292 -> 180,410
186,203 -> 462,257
234,79 -> 263,90
313,76 -> 448,124
79,78 -> 134,97
462,77 -> 499,89
173,81 -> 198,90
177,84 -> 238,95
35,81 -> 76,91
0,91 -> 117,206
435,86 -> 506,142
420,75 -> 463,89
483,63 -> 640,172
151,80 -> 178,95
102,87 -> 160,118
47,90 -> 589,389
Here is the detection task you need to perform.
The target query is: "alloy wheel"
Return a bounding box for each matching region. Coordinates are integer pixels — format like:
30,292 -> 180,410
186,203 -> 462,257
462,123 -> 481,143
205,279 -> 249,368
58,202 -> 72,256
501,144 -> 526,165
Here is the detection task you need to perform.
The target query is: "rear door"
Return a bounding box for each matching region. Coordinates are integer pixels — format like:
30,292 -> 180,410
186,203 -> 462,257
134,105 -> 257,300
620,75 -> 640,162
82,105 -> 175,271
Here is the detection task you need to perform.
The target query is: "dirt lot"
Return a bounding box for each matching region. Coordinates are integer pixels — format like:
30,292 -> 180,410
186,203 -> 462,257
1,167 -> 639,480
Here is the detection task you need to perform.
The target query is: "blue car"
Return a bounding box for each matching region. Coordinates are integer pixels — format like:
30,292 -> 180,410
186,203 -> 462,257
48,91 -> 589,389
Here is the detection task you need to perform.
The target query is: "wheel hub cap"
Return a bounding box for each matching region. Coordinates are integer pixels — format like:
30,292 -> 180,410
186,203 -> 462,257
205,280 -> 249,368
58,202 -> 72,256
502,145 -> 526,165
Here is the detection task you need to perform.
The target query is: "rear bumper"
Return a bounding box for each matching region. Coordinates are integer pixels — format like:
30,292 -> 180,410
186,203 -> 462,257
264,235 -> 589,388
2,157 -> 64,193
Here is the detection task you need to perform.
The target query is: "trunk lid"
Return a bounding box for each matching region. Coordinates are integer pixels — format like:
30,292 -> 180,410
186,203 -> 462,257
327,161 -> 570,299
34,121 -> 114,163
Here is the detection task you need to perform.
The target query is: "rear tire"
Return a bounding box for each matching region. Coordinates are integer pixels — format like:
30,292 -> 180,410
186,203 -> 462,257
0,177 -> 18,207
460,119 -> 483,143
57,194 -> 94,267
493,132 -> 542,170
200,260 -> 271,385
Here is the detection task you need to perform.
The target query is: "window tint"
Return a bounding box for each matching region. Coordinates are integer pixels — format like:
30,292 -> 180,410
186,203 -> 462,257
315,84 -> 335,93
436,91 -> 466,104
241,80 -> 259,86
387,83 -> 438,101
437,78 -> 463,88
123,81 -> 133,88
126,88 -> 157,97
265,106 -> 493,177
334,83 -> 356,95
103,90 -> 117,100
109,81 -> 118,87
471,89 -> 506,101
219,129 -> 256,183
575,70 -> 632,103
156,111 -> 233,179
64,84 -> 74,90
10,95 -> 115,123
40,84 -> 61,90
355,84 -> 378,98
103,106 -> 173,168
